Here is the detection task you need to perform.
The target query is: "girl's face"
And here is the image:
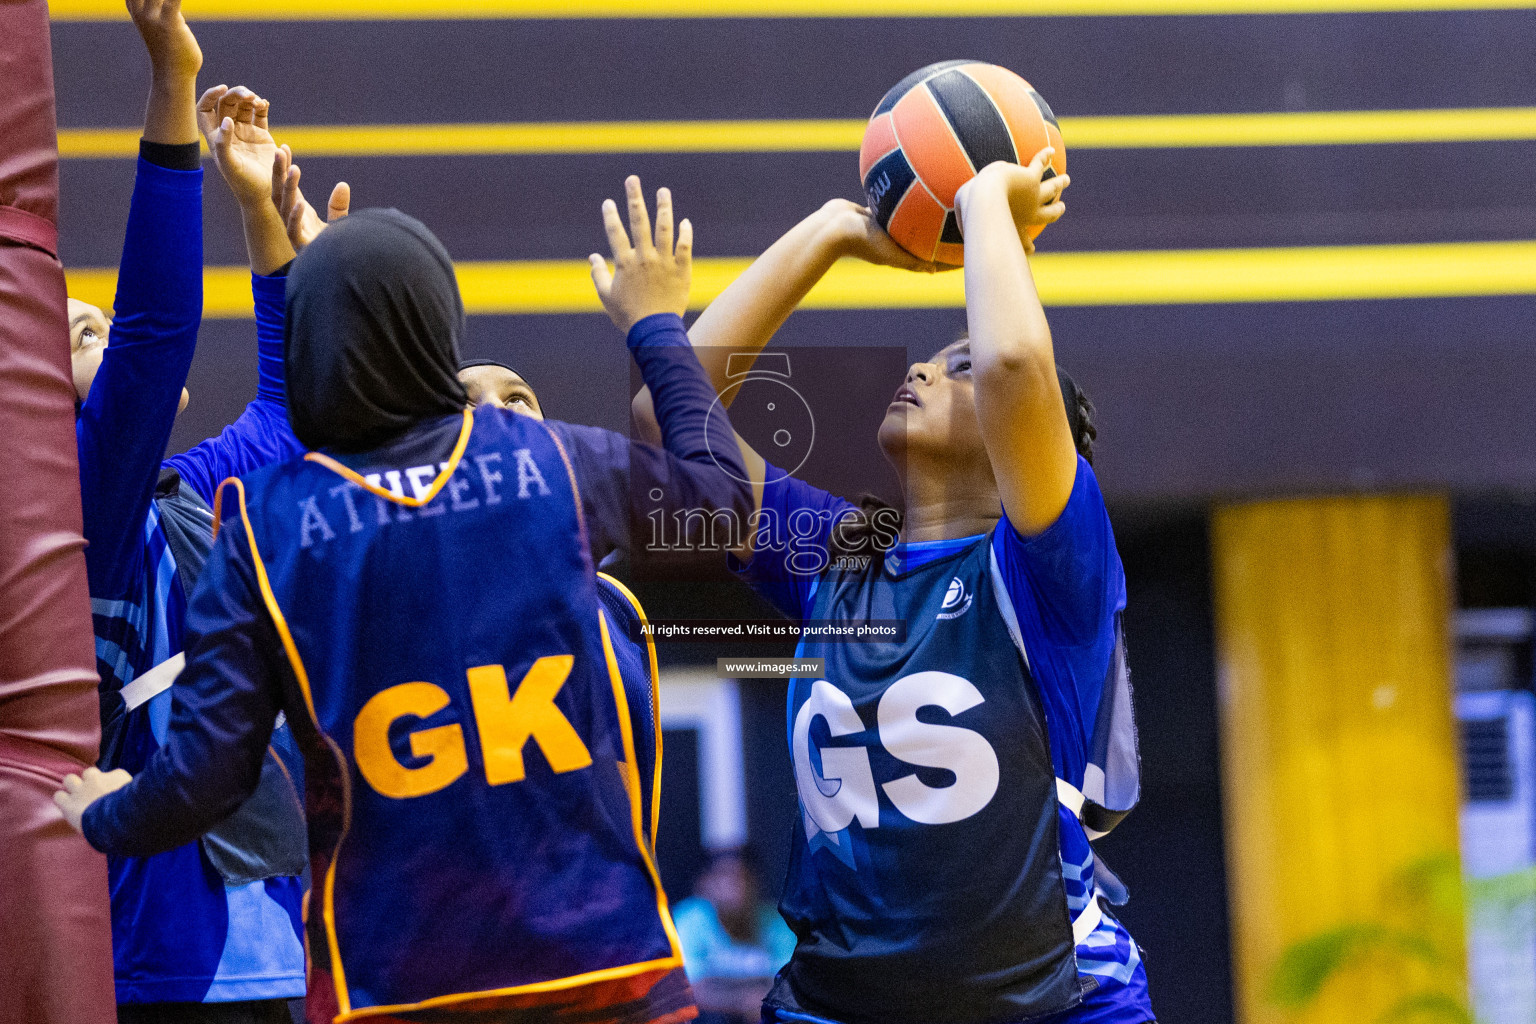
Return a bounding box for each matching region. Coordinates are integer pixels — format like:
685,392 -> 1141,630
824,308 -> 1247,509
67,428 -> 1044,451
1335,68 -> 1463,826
458,365 -> 543,419
878,338 -> 989,472
68,297 -> 111,404
68,297 -> 188,413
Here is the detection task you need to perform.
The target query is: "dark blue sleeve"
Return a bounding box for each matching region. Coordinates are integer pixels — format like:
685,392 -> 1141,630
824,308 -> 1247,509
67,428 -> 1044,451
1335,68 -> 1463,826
163,271 -> 303,505
547,314 -> 753,564
992,456 -> 1126,780
550,419 -> 756,567
82,523 -> 283,857
76,157 -> 202,596
252,268 -> 287,405
730,463 -> 857,623
627,312 -> 746,479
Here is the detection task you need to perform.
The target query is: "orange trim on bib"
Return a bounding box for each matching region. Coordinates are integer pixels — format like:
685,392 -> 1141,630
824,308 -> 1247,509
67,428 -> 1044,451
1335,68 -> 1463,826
336,956 -> 686,1023
304,408 -> 474,507
598,612 -> 686,967
598,572 -> 663,850
213,476 -> 357,1014
538,418 -> 592,558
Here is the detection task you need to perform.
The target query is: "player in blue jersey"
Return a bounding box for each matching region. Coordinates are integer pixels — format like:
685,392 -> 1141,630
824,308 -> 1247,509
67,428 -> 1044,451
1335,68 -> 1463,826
634,150 -> 1153,1024
65,3 -> 316,1017
57,186 -> 752,1024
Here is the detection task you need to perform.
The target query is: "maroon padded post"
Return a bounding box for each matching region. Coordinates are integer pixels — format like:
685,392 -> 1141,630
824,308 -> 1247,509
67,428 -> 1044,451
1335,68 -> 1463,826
0,2 -> 117,1021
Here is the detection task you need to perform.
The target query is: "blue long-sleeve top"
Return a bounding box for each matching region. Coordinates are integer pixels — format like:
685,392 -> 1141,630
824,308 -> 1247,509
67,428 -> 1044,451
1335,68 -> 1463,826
81,146 -> 309,1006
84,313 -> 751,854
77,156 -> 204,603
79,154 -> 302,620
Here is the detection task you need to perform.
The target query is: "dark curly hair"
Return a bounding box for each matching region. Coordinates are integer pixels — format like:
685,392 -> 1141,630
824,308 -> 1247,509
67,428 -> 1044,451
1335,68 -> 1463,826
1056,365 -> 1097,467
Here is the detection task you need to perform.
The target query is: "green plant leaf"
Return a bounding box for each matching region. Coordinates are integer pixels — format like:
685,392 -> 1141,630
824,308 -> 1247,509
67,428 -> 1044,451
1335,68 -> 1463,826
1268,924 -> 1446,1009
1376,991 -> 1473,1024
1269,925 -> 1383,1008
1391,852 -> 1467,922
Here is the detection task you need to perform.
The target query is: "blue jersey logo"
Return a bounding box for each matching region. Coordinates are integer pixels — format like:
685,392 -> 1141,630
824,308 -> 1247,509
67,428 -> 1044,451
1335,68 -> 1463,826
937,577 -> 973,620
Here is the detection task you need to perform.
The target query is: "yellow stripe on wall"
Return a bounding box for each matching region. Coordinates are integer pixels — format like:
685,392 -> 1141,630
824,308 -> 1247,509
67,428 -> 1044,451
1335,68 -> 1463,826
55,107 -> 1536,160
46,0 -> 1536,21
62,240 -> 1536,317
57,120 -> 865,159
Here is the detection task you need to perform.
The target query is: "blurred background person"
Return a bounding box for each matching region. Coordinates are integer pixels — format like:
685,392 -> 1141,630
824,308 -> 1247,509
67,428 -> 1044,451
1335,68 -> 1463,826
673,848 -> 796,1024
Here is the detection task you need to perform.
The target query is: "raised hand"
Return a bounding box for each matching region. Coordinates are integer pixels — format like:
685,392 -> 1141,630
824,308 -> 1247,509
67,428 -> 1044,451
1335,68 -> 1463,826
271,144 -> 350,253
954,148 -> 1069,253
590,176 -> 692,333
53,766 -> 133,835
198,86 -> 278,209
128,0 -> 201,146
127,0 -> 201,81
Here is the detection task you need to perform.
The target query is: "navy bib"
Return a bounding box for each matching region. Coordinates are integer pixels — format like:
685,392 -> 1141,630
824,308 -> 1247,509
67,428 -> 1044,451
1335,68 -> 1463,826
218,408 -> 681,1021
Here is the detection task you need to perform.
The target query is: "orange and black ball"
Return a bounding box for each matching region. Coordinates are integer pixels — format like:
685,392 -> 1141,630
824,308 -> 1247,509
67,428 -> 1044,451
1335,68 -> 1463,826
860,60 -> 1066,265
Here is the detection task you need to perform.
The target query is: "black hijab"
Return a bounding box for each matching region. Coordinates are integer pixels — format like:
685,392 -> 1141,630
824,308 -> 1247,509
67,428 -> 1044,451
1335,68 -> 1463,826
285,209 -> 468,452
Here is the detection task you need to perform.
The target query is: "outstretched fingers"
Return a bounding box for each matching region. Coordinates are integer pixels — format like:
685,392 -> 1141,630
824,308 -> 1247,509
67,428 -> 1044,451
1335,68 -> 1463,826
270,144 -> 291,208
625,175 -> 653,254
601,198 -> 632,259
282,164 -> 309,233
327,182 -> 351,222
654,187 -> 674,255
675,217 -> 693,266
589,253 -> 615,303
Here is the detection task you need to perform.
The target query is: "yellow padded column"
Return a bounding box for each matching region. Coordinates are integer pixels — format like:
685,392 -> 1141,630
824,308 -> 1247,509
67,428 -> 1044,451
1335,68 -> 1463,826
1212,494 -> 1467,1024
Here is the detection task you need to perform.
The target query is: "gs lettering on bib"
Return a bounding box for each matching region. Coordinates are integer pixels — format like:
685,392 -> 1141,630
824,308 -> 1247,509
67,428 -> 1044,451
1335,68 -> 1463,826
775,531 -> 1081,1024
215,407 -> 680,1023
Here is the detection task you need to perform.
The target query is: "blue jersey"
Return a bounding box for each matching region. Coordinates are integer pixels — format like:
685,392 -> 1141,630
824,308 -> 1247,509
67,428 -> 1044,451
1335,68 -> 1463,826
735,459 -> 1150,1024
79,148 -> 306,1005
218,407 -> 683,1020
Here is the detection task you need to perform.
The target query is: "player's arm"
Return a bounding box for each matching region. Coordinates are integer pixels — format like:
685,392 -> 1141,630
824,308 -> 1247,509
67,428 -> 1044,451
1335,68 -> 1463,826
952,150 -> 1072,537
591,177 -> 745,479
630,199 -> 932,419
589,183 -> 856,613
165,88 -> 308,502
77,0 -> 204,591
689,199 -> 938,396
135,0 -> 200,148
200,86 -> 292,276
55,524 -> 286,852
629,201 -> 937,549
579,177 -> 754,556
